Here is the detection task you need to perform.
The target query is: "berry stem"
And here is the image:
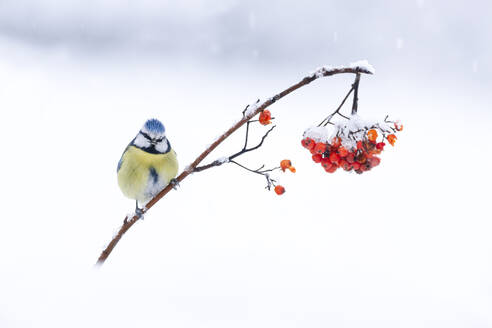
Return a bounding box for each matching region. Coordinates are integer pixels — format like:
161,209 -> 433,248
318,72 -> 362,127
319,85 -> 354,127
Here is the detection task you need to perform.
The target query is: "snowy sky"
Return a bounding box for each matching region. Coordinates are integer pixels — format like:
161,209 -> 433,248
0,1 -> 491,327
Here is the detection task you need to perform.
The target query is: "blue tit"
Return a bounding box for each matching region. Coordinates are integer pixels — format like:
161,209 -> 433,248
117,118 -> 178,214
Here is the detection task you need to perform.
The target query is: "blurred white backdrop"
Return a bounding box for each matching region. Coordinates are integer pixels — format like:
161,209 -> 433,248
0,1 -> 491,327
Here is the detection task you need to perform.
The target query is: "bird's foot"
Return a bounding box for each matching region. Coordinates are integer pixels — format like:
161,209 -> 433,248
134,200 -> 145,220
135,207 -> 145,220
124,208 -> 144,223
170,178 -> 180,190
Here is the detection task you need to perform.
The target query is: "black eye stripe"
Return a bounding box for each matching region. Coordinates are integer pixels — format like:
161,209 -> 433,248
140,131 -> 152,141
140,131 -> 164,143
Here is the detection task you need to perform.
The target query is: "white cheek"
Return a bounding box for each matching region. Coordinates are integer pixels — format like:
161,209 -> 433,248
134,134 -> 150,148
155,140 -> 169,153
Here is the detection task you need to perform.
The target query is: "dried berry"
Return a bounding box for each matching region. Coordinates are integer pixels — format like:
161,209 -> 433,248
387,134 -> 397,146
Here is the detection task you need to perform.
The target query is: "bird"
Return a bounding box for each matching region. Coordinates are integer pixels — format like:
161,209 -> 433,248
117,118 -> 178,217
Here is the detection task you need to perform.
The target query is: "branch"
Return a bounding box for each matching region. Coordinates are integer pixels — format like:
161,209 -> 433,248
351,72 -> 361,115
317,72 -> 365,127
194,123 -> 276,173
229,124 -> 276,161
96,64 -> 373,266
194,121 -> 279,190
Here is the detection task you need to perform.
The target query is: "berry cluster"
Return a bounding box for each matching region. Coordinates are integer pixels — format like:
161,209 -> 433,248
301,121 -> 402,174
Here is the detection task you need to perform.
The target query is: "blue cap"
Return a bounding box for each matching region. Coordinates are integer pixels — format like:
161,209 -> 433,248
143,118 -> 165,135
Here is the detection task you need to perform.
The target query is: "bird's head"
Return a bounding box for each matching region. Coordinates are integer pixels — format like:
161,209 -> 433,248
133,119 -> 170,153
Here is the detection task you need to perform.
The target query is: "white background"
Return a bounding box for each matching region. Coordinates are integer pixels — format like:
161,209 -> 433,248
0,1 -> 491,327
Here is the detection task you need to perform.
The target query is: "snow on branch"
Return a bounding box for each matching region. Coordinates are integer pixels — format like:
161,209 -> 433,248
311,59 -> 375,78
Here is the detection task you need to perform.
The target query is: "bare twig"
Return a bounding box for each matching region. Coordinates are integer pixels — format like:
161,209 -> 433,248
230,160 -> 280,190
317,73 -> 363,127
96,65 -> 372,266
194,123 -> 276,173
318,86 -> 354,127
229,124 -> 276,161
193,121 -> 279,191
351,72 -> 361,115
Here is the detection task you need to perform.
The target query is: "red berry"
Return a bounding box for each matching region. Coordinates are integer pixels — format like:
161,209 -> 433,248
346,153 -> 355,163
321,157 -> 331,169
368,156 -> 381,167
331,137 -> 341,148
259,110 -> 272,125
314,142 -> 327,154
312,154 -> 322,163
274,185 -> 285,195
329,152 -> 341,165
301,138 -> 315,150
376,142 -> 385,150
340,160 -> 352,171
338,147 -> 349,157
352,162 -> 361,170
325,165 -> 337,173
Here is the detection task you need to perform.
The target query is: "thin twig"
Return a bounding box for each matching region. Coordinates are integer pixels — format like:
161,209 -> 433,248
337,112 -> 350,120
194,123 -> 276,173
230,161 -> 280,175
96,65 -> 372,266
229,125 -> 276,160
318,73 -> 362,127
318,86 -> 354,127
230,160 -> 280,190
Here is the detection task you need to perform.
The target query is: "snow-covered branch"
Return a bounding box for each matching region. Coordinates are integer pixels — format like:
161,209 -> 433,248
96,61 -> 374,266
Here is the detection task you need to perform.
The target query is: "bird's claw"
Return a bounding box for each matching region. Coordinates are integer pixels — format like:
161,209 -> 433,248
170,178 -> 180,190
135,207 -> 145,220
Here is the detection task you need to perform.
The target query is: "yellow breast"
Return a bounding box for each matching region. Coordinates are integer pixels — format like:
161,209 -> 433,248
117,146 -> 178,203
